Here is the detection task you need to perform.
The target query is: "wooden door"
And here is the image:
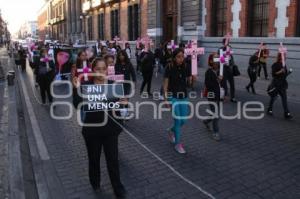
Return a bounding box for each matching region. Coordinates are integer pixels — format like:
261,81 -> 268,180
162,0 -> 178,42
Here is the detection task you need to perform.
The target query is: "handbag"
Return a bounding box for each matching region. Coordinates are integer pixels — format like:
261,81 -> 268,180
232,64 -> 241,76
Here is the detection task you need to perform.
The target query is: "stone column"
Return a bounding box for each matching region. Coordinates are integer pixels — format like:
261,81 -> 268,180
231,0 -> 241,37
275,0 -> 290,38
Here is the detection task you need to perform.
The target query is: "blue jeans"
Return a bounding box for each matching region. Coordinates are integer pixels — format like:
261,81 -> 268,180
170,98 -> 189,144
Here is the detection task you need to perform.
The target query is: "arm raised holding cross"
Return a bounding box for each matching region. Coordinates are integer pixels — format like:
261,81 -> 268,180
279,42 -> 287,68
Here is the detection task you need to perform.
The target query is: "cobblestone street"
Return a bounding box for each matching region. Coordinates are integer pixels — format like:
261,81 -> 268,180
7,48 -> 299,199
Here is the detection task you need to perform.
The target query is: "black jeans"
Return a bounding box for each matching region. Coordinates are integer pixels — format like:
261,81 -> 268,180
268,88 -> 289,114
247,70 -> 257,93
258,62 -> 268,78
83,133 -> 123,191
224,70 -> 235,99
140,71 -> 153,94
204,102 -> 220,133
38,74 -> 53,104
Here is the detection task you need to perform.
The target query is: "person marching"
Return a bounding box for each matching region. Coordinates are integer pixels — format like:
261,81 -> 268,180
267,53 -> 292,119
164,49 -> 191,154
71,50 -> 91,108
36,48 -> 55,104
246,52 -> 260,94
258,43 -> 269,80
219,38 -> 237,103
18,46 -> 27,72
203,53 -> 224,141
115,50 -> 136,119
115,50 -> 136,96
140,44 -> 155,96
73,58 -> 127,198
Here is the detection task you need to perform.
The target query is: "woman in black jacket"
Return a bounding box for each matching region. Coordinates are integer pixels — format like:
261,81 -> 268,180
267,53 -> 292,119
115,50 -> 136,96
36,48 -> 55,104
246,52 -> 259,94
140,48 -> 155,96
203,53 -> 224,141
73,58 -> 127,198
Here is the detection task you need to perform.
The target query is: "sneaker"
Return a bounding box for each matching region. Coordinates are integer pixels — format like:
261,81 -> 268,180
267,108 -> 273,116
257,76 -> 261,80
285,112 -> 293,120
231,98 -> 237,103
174,144 -> 186,154
167,128 -> 175,144
212,133 -> 221,141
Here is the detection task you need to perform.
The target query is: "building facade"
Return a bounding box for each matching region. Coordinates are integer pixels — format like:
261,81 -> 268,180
18,21 -> 38,39
80,0 -> 148,42
48,0 -> 67,42
37,1 -> 51,41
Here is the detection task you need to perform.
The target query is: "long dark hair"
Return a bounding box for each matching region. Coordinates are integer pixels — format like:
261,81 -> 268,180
76,50 -> 87,68
167,48 -> 185,68
276,52 -> 283,64
116,50 -> 131,66
91,58 -> 106,71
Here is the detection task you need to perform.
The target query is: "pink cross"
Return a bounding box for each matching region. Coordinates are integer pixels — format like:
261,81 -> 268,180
113,36 -> 120,44
224,32 -> 232,46
279,42 -> 287,67
257,42 -> 264,58
141,35 -> 154,52
184,40 -> 205,75
167,40 -> 179,51
213,49 -> 229,77
77,61 -> 91,81
136,38 -> 142,49
107,65 -> 124,81
40,56 -> 52,70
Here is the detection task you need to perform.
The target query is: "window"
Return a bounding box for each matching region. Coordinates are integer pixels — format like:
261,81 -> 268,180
111,9 -> 119,39
88,16 -> 93,40
211,0 -> 227,37
297,0 -> 300,36
248,0 -> 269,37
98,13 -> 104,40
128,4 -> 140,41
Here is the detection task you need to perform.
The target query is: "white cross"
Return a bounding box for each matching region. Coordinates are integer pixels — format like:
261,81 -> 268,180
279,42 -> 287,67
184,40 -> 205,75
117,39 -> 127,50
77,61 -> 91,81
167,40 -> 179,51
213,49 -> 229,77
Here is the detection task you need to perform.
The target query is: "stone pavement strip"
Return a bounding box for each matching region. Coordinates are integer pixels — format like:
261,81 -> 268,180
5,49 -> 300,199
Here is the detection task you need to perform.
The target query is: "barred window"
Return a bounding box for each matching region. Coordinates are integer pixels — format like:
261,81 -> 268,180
88,16 -> 93,40
211,0 -> 227,37
111,9 -> 119,39
128,4 -> 140,41
248,0 -> 269,37
98,13 -> 104,40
